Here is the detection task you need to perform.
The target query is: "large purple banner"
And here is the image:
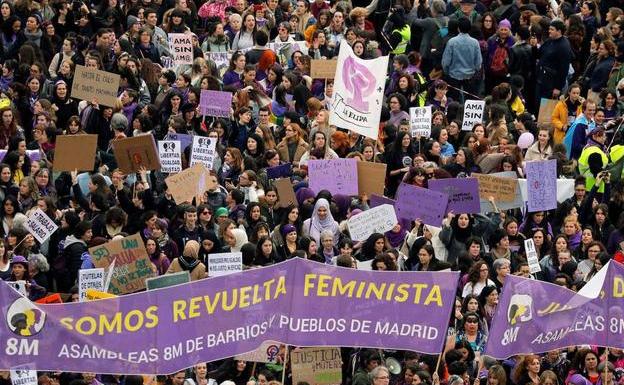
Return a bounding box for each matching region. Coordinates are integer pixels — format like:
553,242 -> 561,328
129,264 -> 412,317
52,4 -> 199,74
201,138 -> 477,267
486,261 -> 624,358
1,259 -> 457,374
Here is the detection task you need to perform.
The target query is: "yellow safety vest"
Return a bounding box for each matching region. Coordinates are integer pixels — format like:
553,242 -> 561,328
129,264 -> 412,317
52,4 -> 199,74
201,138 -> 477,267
578,145 -> 608,192
391,25 -> 411,55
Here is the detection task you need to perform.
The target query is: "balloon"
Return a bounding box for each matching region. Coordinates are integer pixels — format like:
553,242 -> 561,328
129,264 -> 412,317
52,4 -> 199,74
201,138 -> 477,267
518,132 -> 534,149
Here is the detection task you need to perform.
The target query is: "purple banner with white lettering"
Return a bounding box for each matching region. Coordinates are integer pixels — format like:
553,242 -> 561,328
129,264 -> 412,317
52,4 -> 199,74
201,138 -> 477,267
486,261 -> 624,358
1,259 -> 457,374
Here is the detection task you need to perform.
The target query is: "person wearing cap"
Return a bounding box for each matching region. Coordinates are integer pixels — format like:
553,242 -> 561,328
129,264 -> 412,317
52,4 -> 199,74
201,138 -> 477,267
450,0 -> 481,25
166,240 -> 207,281
441,17 -> 482,102
536,19 -> 574,100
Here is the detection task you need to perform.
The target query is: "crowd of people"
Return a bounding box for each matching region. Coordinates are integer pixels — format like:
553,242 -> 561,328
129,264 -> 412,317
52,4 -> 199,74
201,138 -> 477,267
0,0 -> 623,382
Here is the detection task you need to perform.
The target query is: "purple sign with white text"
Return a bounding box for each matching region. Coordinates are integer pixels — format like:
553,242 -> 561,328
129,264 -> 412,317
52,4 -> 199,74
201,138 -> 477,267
0,259 -> 457,374
200,90 -> 232,118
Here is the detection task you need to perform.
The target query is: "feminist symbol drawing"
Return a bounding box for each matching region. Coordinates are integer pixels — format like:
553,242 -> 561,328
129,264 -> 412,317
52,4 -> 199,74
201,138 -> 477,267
342,56 -> 377,112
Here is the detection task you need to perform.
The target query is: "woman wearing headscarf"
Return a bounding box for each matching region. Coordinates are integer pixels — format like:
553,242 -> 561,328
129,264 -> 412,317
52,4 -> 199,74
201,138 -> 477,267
302,198 -> 340,244
166,240 -> 206,281
198,231 -> 222,268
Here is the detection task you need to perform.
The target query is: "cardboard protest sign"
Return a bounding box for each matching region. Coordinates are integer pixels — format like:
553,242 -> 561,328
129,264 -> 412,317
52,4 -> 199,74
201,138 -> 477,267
165,163 -> 206,204
10,366 -> 37,385
158,140 -> 182,173
112,135 -> 160,174
395,183 -> 448,227
461,100 -> 485,131
25,208 -> 58,244
538,98 -> 558,126
428,178 -> 480,214
348,204 -> 397,241
357,162 -> 386,196
267,163 -> 293,180
168,33 -> 193,66
71,65 -> 120,107
275,178 -> 297,208
473,173 -> 517,202
329,43 -> 388,139
208,252 -> 243,277
146,271 -> 190,291
311,60 -> 338,78
78,268 -> 105,302
479,171 -> 523,212
410,106 -> 432,137
189,136 -> 217,169
291,347 -> 342,385
526,159 -> 557,211
308,158 -> 358,196
54,134 -> 98,171
200,90 -> 232,118
88,233 -> 156,295
236,341 -> 284,363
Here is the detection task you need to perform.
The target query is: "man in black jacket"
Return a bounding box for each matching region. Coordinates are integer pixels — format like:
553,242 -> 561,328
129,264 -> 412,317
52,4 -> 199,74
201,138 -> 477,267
536,19 -> 574,101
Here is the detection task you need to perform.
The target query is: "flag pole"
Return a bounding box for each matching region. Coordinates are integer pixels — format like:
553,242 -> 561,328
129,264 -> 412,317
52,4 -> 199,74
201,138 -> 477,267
281,346 -> 289,385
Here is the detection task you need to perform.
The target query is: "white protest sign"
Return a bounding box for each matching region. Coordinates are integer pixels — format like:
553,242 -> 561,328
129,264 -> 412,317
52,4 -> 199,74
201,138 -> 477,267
168,33 -> 193,66
25,208 -> 58,243
347,204 -> 398,241
409,106 -> 432,138
189,136 -> 217,170
78,268 -> 105,302
158,140 -> 182,173
8,281 -> 27,297
461,100 -> 485,131
10,367 -> 37,385
208,252 -> 243,277
524,239 -> 541,274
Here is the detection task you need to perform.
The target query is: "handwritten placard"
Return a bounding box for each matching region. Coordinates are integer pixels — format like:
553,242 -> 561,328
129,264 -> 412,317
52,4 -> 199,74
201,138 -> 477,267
25,208 -> 58,244
410,106 -> 432,138
158,140 -> 182,173
308,158 -> 358,196
71,65 -> 120,107
310,60 -> 338,78
461,100 -> 485,131
395,183 -> 448,227
165,163 -> 207,204
88,233 -> 156,295
428,178 -> 480,214
525,159 -> 557,211
200,90 -> 232,118
291,347 -> 342,385
168,33 -> 193,66
473,173 -> 517,202
189,136 -> 217,170
208,252 -> 243,277
348,204 -> 398,241
78,268 -> 105,302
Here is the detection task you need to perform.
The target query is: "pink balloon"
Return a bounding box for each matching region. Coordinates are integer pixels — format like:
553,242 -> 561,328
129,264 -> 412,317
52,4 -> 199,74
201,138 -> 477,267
518,132 -> 534,149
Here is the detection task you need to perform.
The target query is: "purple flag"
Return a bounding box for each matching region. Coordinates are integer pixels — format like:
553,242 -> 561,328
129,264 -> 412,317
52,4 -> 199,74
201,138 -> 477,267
428,178 -> 480,214
308,159 -> 358,196
395,183 -> 448,227
485,261 -> 623,358
200,90 -> 232,118
0,259 -> 457,374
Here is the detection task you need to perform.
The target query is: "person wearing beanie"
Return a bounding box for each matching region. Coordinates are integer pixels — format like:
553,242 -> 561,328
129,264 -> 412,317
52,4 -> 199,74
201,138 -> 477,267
485,18 -> 514,93
166,240 -> 206,281
59,220 -> 93,292
8,255 -> 46,301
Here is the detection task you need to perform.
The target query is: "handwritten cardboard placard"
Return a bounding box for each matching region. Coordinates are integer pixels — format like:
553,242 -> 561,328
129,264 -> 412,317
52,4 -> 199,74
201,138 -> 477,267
112,135 -> 160,174
158,140 -> 182,173
348,204 -> 398,241
308,158 -> 358,196
165,163 -> 205,204
525,159 -> 557,211
473,173 -> 517,202
71,65 -> 120,107
291,347 -> 342,385
200,90 -> 232,118
88,233 -> 156,295
395,183 -> 448,227
310,60 -> 338,78
275,178 -> 297,208
410,106 -> 432,138
189,136 -> 217,169
25,208 -> 58,244
538,98 -> 558,126
208,252 -> 243,277
461,100 -> 485,131
479,171 -> 523,213
78,268 -> 105,302
357,162 -> 386,196
236,341 -> 284,363
428,178 -> 480,214
54,134 -> 98,171
168,33 -> 193,66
